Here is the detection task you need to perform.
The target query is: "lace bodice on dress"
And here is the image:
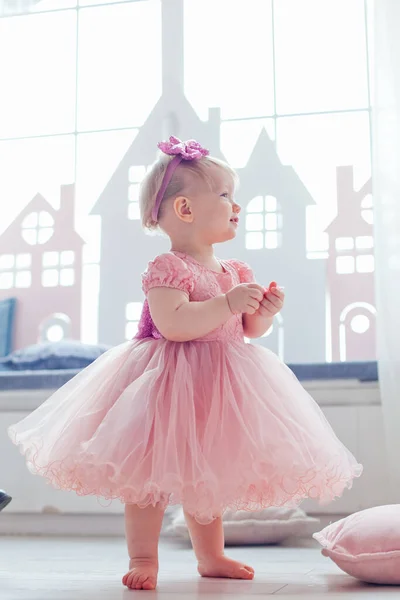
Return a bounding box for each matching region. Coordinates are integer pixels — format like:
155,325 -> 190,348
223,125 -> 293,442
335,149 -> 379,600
136,251 -> 255,343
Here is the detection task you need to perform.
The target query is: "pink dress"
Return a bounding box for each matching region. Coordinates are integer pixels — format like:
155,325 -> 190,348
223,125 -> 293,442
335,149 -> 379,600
9,252 -> 362,524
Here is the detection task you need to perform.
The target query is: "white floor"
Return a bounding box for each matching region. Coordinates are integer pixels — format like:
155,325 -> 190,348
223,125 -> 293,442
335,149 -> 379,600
0,536 -> 399,600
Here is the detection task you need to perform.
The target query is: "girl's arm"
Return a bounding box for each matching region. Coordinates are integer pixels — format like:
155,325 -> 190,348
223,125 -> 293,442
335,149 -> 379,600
148,288 -> 232,342
148,283 -> 264,343
243,313 -> 274,339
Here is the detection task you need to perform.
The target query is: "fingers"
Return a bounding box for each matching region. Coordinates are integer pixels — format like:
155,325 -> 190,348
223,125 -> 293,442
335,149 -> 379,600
247,283 -> 265,295
239,282 -> 284,316
245,295 -> 263,315
247,285 -> 264,302
265,283 -> 285,307
264,293 -> 283,309
247,282 -> 283,303
250,291 -> 264,302
268,280 -> 284,294
261,288 -> 284,309
269,288 -> 285,299
258,301 -> 275,317
247,298 -> 261,311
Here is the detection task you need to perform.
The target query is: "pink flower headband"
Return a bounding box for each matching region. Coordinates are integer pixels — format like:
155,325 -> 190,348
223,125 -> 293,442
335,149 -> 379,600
152,136 -> 209,222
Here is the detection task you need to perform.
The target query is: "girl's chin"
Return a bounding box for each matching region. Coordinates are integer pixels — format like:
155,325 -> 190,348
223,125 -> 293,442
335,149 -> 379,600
217,230 -> 237,243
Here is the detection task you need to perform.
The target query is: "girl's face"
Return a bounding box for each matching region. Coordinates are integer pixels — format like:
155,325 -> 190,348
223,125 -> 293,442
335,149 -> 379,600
190,165 -> 241,245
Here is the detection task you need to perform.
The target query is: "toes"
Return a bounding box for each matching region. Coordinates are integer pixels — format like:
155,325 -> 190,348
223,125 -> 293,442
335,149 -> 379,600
122,570 -> 157,590
128,575 -> 139,589
240,567 -> 254,579
136,577 -> 147,590
126,578 -> 133,588
142,578 -> 156,590
135,574 -> 150,590
123,572 -> 139,590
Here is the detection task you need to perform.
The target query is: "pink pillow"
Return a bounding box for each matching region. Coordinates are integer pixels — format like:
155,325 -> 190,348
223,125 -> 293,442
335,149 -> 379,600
313,505 -> 400,585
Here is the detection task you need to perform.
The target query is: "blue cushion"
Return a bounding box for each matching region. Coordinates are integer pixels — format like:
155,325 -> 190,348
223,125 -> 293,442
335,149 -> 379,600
288,361 -> 378,382
0,298 -> 16,358
0,490 -> 12,511
0,340 -> 111,371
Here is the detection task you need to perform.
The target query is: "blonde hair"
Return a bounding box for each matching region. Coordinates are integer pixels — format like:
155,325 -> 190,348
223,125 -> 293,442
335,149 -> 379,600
140,153 -> 238,231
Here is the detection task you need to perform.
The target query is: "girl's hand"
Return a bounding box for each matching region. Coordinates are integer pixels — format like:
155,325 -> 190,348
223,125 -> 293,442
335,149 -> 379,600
257,282 -> 285,318
226,283 -> 265,315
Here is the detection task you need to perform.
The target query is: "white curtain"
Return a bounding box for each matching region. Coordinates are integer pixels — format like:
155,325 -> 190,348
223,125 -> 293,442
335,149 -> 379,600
373,0 -> 400,498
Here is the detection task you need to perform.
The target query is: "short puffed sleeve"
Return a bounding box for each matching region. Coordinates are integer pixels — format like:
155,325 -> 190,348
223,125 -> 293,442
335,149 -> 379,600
228,259 -> 255,284
142,253 -> 195,296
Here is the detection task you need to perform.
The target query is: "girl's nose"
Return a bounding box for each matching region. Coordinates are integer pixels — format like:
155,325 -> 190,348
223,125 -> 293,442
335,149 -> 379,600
233,203 -> 241,214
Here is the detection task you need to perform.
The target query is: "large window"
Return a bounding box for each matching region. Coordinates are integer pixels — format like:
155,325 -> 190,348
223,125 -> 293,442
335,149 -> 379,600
0,10 -> 77,138
77,2 -> 161,131
0,0 -> 373,362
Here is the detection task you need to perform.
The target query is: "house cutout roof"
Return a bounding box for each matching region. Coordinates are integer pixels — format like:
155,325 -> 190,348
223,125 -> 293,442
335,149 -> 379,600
326,166 -> 372,237
238,128 -> 315,208
0,184 -> 84,253
90,105 -> 223,217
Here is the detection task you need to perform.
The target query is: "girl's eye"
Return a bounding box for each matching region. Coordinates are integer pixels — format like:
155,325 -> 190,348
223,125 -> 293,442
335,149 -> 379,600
221,192 -> 230,198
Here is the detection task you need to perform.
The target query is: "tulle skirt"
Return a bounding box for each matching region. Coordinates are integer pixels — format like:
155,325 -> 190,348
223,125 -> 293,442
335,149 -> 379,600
8,339 -> 362,524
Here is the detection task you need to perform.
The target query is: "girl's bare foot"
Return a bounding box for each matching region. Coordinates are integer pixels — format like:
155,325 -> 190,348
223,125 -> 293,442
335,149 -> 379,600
184,512 -> 255,582
122,558 -> 159,590
198,555 -> 255,580
123,503 -> 165,590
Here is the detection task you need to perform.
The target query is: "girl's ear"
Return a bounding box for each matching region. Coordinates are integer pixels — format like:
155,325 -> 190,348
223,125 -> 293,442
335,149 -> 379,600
173,196 -> 194,223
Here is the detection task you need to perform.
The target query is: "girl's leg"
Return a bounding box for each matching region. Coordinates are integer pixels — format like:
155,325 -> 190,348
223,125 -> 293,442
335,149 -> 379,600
122,503 -> 165,590
184,511 -> 255,580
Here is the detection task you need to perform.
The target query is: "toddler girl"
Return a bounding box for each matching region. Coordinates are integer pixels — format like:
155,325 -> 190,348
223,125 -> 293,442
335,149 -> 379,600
9,136 -> 362,591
